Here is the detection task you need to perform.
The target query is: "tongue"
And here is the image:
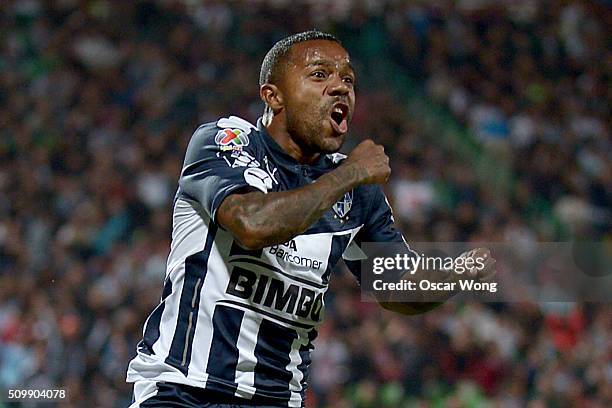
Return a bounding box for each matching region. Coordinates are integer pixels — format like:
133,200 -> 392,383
338,117 -> 348,133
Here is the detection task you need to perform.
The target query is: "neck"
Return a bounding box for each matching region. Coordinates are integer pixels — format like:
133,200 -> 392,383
266,116 -> 320,165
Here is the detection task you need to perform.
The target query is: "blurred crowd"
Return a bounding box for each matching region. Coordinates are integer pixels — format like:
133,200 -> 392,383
0,1 -> 609,407
385,0 -> 610,241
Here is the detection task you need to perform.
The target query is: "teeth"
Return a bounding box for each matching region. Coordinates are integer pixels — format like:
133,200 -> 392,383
333,107 -> 343,114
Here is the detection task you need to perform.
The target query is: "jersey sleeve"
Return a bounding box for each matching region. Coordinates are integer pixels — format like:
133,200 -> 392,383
360,185 -> 405,243
178,118 -> 274,221
343,185 -> 414,284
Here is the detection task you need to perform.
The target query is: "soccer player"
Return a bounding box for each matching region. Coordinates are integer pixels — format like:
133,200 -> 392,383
127,30 -> 493,407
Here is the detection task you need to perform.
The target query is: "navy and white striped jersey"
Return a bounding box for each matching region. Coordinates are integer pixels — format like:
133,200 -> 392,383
127,116 -> 404,407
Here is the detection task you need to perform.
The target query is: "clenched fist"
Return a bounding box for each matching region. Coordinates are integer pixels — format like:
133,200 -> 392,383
340,139 -> 391,185
452,247 -> 496,281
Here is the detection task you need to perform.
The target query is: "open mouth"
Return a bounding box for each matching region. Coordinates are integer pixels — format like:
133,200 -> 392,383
330,102 -> 349,135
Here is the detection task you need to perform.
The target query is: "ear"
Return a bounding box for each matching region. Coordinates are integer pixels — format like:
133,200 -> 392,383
260,84 -> 284,113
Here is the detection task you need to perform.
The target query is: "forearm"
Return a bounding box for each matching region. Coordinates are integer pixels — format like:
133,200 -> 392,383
218,165 -> 362,249
377,267 -> 457,315
377,247 -> 494,315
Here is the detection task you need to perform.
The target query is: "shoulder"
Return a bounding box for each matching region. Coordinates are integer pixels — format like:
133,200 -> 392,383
184,116 -> 261,164
189,116 -> 258,149
357,183 -> 386,206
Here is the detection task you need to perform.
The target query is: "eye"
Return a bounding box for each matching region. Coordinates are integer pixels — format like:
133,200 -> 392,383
343,76 -> 355,85
311,71 -> 326,79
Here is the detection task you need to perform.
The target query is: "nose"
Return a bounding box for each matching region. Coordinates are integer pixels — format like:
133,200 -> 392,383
327,74 -> 350,96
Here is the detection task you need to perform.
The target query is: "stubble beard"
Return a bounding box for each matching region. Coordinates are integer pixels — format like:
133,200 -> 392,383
286,103 -> 343,155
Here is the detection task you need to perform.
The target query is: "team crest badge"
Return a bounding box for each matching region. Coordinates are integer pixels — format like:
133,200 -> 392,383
333,190 -> 353,220
215,128 -> 250,151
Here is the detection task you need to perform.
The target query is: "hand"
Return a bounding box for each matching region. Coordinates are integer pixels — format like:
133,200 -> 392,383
340,139 -> 391,185
453,247 -> 496,281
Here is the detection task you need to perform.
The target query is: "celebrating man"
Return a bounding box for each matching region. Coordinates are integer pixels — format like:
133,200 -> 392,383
127,30 -> 493,408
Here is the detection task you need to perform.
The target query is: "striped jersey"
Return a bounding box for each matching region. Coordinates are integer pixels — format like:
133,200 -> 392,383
126,116 -> 404,407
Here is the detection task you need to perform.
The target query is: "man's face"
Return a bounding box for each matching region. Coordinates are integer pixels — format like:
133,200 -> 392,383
278,40 -> 356,154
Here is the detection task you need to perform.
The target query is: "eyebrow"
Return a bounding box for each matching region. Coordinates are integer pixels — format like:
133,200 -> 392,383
306,59 -> 355,74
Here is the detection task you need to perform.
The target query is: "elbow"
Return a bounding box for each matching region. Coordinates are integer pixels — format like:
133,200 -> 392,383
233,232 -> 267,251
217,207 -> 267,251
217,197 -> 293,250
228,217 -> 270,251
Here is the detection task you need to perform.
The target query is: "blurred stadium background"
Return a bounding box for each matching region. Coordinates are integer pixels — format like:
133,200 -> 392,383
0,0 -> 610,407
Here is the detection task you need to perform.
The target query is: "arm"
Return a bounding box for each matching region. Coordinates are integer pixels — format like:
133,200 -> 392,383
217,166 -> 360,249
377,265 -> 451,315
377,248 -> 495,315
217,139 -> 390,250
344,187 -> 495,315
367,249 -> 450,316
341,188 -> 442,315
